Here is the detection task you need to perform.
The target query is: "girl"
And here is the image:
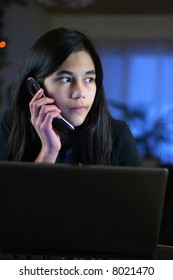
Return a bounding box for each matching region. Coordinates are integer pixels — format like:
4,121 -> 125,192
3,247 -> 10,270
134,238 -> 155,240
0,27 -> 140,166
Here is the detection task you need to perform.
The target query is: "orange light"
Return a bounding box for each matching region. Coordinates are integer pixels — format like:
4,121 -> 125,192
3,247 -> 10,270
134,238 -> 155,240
0,41 -> 6,48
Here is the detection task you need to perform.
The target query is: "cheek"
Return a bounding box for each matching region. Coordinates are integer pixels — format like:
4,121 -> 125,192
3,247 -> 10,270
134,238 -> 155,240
53,94 -> 66,109
89,87 -> 97,105
46,87 -> 66,106
44,80 -> 63,99
90,94 -> 96,106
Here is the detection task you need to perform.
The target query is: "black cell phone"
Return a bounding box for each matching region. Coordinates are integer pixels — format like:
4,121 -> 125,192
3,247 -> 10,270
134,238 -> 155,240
26,77 -> 75,135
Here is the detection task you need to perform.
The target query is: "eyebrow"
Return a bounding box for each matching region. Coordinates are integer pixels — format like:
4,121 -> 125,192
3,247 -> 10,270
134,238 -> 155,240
57,70 -> 96,76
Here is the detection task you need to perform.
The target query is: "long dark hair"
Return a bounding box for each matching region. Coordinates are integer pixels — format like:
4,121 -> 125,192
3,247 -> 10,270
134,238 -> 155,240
7,27 -> 113,164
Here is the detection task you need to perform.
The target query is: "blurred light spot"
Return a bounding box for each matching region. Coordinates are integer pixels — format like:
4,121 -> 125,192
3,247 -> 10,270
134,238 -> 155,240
0,41 -> 6,48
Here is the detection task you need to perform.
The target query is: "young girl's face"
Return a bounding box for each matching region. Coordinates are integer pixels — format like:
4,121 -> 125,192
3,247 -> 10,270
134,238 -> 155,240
44,51 -> 96,127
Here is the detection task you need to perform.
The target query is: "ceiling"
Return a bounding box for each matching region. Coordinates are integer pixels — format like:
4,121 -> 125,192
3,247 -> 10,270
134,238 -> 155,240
36,0 -> 173,15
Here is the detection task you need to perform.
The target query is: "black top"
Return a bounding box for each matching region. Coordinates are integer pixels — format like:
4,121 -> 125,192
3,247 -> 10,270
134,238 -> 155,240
0,109 -> 141,166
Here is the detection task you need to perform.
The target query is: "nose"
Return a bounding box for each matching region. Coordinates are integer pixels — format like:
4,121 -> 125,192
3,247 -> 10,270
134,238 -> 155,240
71,80 -> 85,99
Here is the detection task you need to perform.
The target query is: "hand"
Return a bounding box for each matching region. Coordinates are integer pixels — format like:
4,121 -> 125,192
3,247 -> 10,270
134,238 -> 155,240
29,89 -> 62,162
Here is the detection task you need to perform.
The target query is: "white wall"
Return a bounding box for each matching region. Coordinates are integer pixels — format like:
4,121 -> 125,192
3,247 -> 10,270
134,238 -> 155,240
1,1 -> 173,113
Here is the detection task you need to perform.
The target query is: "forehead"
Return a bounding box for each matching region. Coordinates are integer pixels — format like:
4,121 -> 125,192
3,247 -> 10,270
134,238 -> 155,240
59,51 -> 95,70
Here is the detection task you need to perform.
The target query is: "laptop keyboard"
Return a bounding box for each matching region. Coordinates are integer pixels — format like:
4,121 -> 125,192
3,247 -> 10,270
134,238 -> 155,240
0,253 -> 104,260
0,252 -> 152,260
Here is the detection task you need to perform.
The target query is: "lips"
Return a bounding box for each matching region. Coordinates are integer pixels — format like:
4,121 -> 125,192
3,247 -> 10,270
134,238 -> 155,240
70,106 -> 87,112
70,106 -> 86,111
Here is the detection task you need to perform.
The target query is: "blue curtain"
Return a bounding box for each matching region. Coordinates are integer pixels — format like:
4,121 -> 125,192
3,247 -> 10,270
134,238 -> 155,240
99,40 -> 173,165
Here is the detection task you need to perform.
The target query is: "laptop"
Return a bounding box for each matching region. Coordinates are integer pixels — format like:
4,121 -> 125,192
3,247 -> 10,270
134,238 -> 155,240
0,161 -> 168,259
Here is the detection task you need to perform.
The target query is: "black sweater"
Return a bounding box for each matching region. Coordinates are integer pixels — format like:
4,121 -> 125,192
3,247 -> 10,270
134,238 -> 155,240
0,109 -> 141,166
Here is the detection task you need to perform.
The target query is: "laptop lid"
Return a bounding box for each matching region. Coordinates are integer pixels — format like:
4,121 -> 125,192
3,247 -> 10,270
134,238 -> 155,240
0,161 -> 168,259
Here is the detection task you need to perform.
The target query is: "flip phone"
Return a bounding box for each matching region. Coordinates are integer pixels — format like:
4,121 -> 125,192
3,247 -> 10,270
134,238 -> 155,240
26,77 -> 75,135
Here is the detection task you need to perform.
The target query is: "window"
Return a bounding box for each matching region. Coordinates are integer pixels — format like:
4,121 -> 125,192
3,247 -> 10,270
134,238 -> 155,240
99,40 -> 173,164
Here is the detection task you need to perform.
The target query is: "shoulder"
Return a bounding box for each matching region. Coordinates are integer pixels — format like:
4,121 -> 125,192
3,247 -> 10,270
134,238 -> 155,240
0,109 -> 13,133
0,109 -> 13,160
110,117 -> 128,128
110,116 -> 132,137
0,109 -> 13,125
110,116 -> 141,166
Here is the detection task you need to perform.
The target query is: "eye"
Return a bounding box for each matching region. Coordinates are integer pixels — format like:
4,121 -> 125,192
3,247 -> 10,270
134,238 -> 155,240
85,77 -> 95,83
59,77 -> 71,83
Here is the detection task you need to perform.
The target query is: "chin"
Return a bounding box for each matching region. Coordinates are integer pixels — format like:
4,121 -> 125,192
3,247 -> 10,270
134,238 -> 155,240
72,119 -> 85,127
